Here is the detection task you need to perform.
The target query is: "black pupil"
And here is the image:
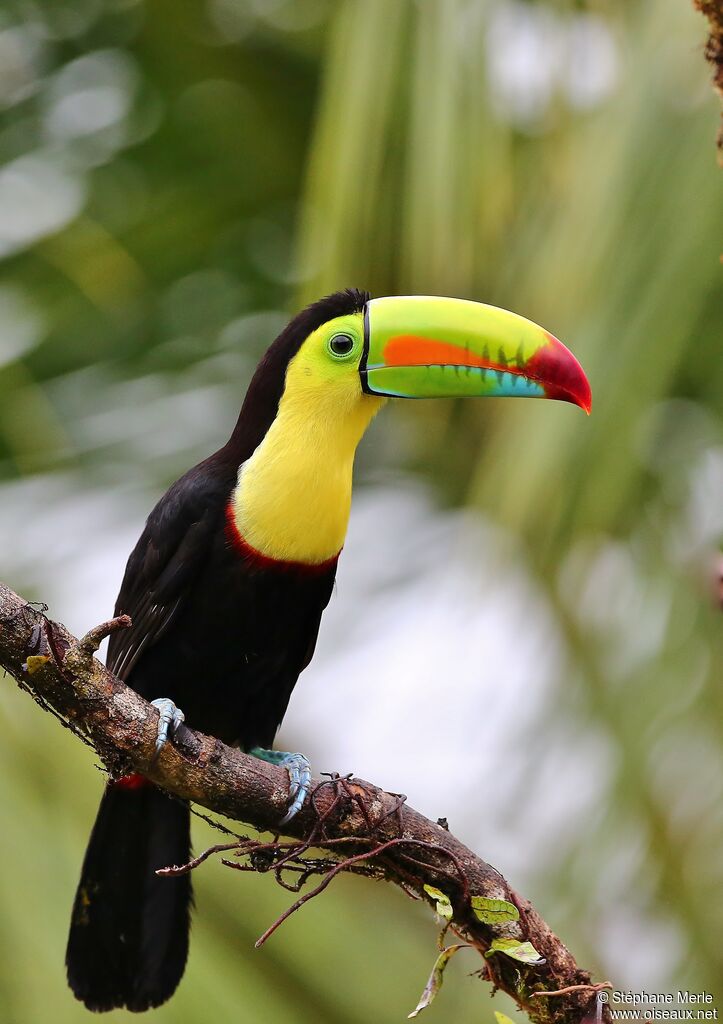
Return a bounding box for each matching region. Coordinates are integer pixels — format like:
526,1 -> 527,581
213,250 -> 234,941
330,334 -> 354,355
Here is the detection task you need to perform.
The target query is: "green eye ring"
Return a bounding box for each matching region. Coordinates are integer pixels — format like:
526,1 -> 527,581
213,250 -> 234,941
327,333 -> 357,359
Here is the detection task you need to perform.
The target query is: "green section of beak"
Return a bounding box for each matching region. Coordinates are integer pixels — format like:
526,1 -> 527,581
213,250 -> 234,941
360,295 -> 591,412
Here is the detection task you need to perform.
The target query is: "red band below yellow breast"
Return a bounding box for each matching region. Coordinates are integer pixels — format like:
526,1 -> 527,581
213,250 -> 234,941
224,503 -> 340,577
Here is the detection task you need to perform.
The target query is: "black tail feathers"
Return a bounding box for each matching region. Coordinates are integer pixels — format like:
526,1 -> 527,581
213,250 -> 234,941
66,781 -> 192,1013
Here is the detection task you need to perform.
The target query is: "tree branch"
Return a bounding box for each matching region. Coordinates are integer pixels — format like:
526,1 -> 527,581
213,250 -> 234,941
0,582 -> 611,1024
694,0 -> 723,159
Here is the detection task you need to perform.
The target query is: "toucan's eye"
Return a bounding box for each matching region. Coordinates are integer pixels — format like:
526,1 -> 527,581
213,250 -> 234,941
328,333 -> 356,358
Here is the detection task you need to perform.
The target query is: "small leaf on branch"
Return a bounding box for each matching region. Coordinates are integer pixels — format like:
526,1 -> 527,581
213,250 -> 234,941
408,943 -> 468,1018
423,884 -> 453,920
494,1011 -> 517,1024
485,938 -> 546,966
470,895 -> 519,924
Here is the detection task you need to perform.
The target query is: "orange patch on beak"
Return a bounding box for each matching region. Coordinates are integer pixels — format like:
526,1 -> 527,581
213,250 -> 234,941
383,334 -> 516,374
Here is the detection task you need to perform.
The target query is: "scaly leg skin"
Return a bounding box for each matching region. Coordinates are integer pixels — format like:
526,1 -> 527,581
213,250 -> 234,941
248,747 -> 312,825
150,697 -> 185,757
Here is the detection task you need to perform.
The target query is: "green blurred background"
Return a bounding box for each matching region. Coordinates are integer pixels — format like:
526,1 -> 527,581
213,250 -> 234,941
1,1 -> 722,1021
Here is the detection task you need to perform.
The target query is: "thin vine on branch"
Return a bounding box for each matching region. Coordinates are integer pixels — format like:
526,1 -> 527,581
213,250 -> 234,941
0,582 -> 611,1024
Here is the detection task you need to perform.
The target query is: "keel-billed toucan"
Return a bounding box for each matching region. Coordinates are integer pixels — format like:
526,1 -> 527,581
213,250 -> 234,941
66,290 -> 590,1012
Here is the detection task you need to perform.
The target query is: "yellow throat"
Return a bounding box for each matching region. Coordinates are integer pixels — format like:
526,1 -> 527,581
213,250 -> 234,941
231,340 -> 384,564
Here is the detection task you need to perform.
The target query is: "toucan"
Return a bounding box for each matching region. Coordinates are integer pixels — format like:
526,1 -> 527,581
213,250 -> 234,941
66,289 -> 591,1012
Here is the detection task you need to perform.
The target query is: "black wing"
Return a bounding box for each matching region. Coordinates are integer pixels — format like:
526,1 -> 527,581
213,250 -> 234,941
107,463 -> 228,682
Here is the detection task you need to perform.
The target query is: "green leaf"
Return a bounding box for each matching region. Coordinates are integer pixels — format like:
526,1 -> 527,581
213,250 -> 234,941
494,1012 -> 517,1024
407,944 -> 467,1018
485,938 -> 546,966
423,884 -> 453,920
470,896 -> 520,924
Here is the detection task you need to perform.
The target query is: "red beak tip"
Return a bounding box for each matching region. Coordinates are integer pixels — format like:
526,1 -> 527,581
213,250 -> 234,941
566,377 -> 591,415
578,382 -> 593,415
530,334 -> 592,415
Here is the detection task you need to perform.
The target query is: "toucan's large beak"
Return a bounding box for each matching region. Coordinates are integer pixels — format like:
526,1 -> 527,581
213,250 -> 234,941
360,295 -> 591,414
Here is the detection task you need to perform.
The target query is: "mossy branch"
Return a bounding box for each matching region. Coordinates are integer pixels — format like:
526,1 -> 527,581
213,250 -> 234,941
0,581 -> 611,1024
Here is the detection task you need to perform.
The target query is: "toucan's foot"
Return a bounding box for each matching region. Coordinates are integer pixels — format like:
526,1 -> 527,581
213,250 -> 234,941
248,747 -> 312,825
150,697 -> 185,756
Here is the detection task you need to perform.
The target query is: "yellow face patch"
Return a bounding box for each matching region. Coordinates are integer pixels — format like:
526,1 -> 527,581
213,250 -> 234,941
282,311 -> 367,414
231,312 -> 385,564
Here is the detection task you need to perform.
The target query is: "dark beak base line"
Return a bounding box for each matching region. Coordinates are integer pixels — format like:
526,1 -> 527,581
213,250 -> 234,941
359,302 -> 372,394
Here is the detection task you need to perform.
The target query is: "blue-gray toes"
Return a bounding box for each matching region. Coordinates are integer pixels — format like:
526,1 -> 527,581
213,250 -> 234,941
280,752 -> 312,824
150,697 -> 185,756
248,747 -> 312,825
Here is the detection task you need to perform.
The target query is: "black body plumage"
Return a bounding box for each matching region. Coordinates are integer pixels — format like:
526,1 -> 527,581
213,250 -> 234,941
66,290 -> 368,1012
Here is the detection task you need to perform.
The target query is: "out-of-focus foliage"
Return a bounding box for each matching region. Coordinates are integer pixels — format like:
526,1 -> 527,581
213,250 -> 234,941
0,1 -> 721,1022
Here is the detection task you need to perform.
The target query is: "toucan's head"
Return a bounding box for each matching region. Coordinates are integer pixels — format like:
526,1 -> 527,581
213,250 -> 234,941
271,288 -> 590,409
237,288 -> 591,459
